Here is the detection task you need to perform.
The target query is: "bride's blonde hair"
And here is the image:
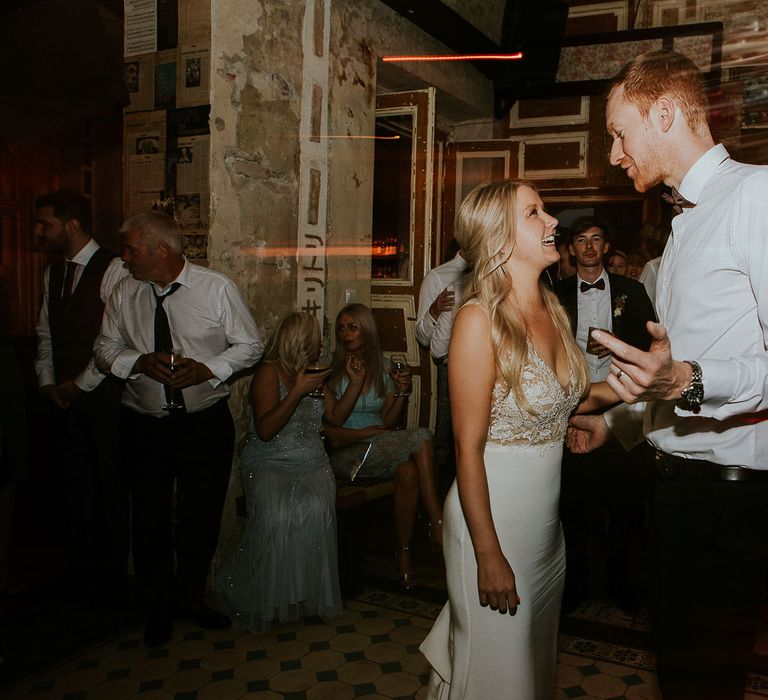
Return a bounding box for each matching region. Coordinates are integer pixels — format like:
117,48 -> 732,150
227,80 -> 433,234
456,179 -> 589,413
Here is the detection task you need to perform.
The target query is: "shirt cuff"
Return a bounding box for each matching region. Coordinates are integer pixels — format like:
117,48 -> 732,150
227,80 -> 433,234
204,358 -> 233,388
604,401 -> 646,452
111,350 -> 144,380
74,368 -> 106,392
38,368 -> 56,389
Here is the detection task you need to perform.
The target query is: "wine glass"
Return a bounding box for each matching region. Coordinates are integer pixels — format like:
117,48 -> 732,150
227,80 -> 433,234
390,353 -> 408,372
306,351 -> 332,399
389,354 -> 411,396
162,347 -> 185,410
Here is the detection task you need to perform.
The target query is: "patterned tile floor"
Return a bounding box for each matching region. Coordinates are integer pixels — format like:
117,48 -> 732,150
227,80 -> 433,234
5,588 -> 768,700
4,587 -> 768,700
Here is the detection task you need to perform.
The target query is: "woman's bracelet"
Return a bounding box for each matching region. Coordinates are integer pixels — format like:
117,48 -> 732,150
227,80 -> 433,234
393,391 -> 411,398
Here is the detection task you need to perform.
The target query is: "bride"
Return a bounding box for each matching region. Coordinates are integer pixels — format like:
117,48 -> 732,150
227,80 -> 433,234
420,180 -> 590,698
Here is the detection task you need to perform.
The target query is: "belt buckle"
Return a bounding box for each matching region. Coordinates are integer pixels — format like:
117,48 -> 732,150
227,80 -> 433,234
655,450 -> 675,479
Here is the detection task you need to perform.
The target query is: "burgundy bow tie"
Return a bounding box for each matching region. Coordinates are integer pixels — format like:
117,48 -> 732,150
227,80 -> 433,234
580,278 -> 605,293
661,188 -> 695,214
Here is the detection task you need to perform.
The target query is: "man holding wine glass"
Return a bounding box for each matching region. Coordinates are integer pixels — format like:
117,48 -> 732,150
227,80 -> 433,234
94,211 -> 263,647
415,245 -> 469,462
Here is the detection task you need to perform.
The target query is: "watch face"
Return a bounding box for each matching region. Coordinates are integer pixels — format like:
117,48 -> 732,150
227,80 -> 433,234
679,385 -> 703,409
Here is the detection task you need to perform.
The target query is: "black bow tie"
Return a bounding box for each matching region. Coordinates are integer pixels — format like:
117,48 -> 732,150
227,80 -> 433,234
661,188 -> 695,214
580,278 -> 605,293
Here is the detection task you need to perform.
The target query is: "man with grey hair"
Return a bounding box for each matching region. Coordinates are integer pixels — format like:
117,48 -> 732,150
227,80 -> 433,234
95,211 -> 263,646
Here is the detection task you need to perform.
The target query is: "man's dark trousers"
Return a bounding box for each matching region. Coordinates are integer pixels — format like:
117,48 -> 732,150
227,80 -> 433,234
56,376 -> 127,576
122,399 -> 234,609
652,471 -> 768,700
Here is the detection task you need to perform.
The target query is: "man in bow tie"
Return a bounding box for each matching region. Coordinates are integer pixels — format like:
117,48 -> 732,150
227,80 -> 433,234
568,50 -> 768,700
553,217 -> 656,613
554,217 -> 655,383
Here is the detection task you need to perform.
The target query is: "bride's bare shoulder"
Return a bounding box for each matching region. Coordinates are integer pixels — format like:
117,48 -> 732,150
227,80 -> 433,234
455,300 -> 490,325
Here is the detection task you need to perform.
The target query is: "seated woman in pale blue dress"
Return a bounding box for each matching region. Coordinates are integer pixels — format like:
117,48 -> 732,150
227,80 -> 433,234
323,303 -> 444,590
215,312 -> 345,631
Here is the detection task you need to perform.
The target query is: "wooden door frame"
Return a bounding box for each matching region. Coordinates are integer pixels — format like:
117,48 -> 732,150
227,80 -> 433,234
371,88 -> 435,429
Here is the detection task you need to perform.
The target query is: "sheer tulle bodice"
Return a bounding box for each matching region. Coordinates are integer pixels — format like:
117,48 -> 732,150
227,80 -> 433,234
487,347 -> 580,447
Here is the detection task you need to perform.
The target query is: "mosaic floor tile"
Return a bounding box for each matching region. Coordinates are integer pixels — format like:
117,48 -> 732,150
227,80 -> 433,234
6,589 -> 768,699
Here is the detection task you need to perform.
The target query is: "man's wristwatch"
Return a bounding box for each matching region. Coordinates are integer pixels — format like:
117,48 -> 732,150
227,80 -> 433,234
676,360 -> 703,414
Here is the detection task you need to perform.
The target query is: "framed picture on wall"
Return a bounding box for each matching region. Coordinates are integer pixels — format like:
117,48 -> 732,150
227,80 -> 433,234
742,74 -> 768,127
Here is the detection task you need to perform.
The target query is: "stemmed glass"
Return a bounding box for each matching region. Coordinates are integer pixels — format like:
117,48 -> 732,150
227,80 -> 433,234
306,351 -> 332,399
162,347 -> 185,410
389,354 -> 411,396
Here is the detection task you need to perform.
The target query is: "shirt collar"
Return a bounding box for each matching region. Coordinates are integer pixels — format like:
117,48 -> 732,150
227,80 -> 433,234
454,251 -> 469,271
678,143 -> 730,206
576,268 -> 608,288
151,257 -> 191,294
67,238 -> 99,266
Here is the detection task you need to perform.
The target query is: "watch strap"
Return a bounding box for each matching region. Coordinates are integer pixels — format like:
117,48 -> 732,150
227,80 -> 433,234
676,360 -> 703,414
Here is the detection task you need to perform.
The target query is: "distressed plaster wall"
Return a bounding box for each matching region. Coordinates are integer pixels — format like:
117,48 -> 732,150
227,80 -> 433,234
207,2 -> 496,541
210,0 -> 495,346
209,0 -> 309,561
210,0 -> 305,342
326,0 -> 494,325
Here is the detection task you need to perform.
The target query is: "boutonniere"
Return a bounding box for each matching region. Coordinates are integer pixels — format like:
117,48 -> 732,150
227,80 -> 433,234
613,294 -> 628,318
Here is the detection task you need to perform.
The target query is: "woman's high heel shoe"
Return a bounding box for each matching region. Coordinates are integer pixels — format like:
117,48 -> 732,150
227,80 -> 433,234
428,519 -> 443,553
395,545 -> 416,591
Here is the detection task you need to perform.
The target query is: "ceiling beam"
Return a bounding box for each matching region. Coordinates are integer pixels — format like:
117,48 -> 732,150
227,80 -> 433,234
376,0 -> 510,80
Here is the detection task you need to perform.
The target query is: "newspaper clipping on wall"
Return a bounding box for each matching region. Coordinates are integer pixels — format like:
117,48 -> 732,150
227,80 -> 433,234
124,110 -> 167,216
124,0 -> 156,57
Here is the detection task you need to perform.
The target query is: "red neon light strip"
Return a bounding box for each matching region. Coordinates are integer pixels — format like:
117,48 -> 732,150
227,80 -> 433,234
383,53 -> 523,62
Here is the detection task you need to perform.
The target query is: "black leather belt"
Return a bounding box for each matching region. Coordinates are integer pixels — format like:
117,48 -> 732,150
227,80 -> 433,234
655,450 -> 768,482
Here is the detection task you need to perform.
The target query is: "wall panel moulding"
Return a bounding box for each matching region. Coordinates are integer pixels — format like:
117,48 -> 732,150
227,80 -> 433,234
550,21 -> 723,98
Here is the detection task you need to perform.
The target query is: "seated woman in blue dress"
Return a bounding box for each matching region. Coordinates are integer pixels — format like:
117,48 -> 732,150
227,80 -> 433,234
215,312 -> 345,631
323,303 -> 444,590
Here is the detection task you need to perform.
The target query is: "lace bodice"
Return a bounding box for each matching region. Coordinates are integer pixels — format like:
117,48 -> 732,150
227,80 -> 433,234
487,348 -> 580,447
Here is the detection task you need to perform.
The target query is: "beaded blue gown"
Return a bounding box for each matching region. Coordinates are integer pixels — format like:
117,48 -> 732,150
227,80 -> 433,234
215,383 -> 343,631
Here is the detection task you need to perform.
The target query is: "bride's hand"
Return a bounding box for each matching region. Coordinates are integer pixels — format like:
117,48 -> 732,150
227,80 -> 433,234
476,552 -> 520,615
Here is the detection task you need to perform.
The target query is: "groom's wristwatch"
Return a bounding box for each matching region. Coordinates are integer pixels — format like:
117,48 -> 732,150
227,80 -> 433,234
676,360 -> 703,414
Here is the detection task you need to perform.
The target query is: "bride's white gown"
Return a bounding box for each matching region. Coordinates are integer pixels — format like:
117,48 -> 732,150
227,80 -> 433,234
421,348 -> 580,699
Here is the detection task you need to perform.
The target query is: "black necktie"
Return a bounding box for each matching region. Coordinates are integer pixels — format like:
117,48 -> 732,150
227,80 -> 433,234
153,283 -> 184,408
62,261 -> 76,300
580,278 -> 605,293
661,188 -> 695,215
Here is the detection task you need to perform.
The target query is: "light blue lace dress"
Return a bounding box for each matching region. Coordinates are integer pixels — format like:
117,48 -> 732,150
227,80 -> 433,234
215,383 -> 343,631
335,373 -> 433,478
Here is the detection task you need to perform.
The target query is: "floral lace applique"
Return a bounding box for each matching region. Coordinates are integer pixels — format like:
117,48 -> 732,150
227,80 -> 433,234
487,348 -> 580,447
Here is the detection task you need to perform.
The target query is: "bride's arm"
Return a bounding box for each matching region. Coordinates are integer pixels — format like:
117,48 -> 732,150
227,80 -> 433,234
450,306 -> 520,615
575,380 -> 621,414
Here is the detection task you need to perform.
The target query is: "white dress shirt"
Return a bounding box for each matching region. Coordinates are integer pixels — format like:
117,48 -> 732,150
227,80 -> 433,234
606,144 -> 768,468
415,252 -> 469,360
638,256 -> 661,308
94,259 -> 263,417
575,269 -> 612,382
35,238 -> 129,391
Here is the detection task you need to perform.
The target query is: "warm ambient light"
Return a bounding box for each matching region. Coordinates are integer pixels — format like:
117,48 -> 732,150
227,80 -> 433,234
326,135 -> 400,140
382,53 -> 523,63
301,135 -> 399,140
